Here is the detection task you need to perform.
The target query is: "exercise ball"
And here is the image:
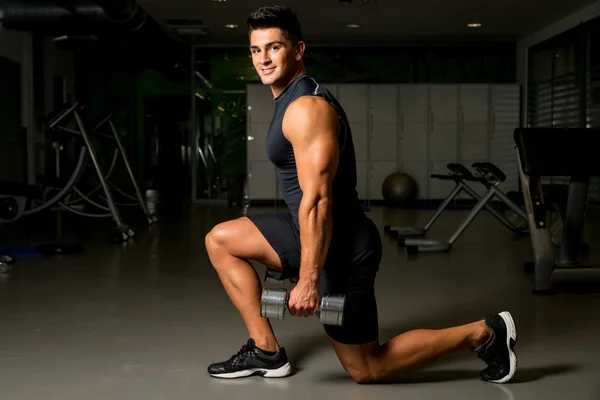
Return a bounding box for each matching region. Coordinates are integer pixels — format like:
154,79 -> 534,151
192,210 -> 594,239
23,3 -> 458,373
382,172 -> 418,207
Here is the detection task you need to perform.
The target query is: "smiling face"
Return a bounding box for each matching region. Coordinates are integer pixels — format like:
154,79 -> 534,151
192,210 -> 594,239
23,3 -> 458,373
249,27 -> 305,93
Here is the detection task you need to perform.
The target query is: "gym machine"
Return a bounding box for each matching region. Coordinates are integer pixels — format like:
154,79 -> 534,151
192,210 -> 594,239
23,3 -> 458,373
398,162 -> 529,254
0,254 -> 14,275
515,127 -> 600,294
384,163 -> 527,239
59,112 -> 158,226
0,193 -> 12,274
0,103 -> 137,242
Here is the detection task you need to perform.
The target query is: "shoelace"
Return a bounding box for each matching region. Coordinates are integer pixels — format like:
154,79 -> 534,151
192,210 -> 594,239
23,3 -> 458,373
232,343 -> 255,363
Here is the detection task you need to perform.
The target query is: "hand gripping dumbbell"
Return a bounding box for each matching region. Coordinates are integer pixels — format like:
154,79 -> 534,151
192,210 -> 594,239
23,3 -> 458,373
260,287 -> 346,326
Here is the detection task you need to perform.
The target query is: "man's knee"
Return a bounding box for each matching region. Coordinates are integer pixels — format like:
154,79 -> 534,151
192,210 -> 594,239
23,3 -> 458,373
347,365 -> 381,384
341,357 -> 383,384
205,222 -> 230,256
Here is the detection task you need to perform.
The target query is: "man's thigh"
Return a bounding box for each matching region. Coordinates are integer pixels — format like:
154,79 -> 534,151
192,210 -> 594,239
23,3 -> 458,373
318,261 -> 380,381
242,213 -> 302,276
320,262 -> 380,344
320,216 -> 382,350
208,216 -> 283,269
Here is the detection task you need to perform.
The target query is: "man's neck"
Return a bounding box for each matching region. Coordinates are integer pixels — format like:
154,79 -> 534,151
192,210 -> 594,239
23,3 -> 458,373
271,67 -> 306,98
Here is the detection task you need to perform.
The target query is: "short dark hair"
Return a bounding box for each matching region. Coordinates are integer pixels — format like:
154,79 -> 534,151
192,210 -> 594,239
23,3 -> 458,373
247,5 -> 302,44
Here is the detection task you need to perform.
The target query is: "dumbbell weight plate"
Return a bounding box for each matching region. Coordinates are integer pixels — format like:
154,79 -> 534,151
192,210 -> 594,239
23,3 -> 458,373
317,294 -> 346,326
260,288 -> 288,320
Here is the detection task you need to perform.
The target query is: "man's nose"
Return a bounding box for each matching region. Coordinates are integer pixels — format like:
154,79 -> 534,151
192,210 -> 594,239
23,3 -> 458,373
260,53 -> 271,65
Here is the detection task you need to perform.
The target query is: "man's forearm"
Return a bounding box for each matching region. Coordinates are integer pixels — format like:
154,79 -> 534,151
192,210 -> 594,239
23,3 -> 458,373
298,196 -> 332,284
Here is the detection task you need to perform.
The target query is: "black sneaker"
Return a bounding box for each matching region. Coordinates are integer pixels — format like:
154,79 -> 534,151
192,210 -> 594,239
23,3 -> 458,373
473,311 -> 518,383
207,339 -> 291,379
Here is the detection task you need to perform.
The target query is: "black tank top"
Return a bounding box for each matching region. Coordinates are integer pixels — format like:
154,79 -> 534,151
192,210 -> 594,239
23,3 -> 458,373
266,74 -> 364,230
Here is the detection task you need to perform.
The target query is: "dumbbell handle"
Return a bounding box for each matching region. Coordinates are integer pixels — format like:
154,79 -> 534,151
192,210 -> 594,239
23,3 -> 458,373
261,288 -> 345,326
270,290 -> 331,310
279,297 -> 325,314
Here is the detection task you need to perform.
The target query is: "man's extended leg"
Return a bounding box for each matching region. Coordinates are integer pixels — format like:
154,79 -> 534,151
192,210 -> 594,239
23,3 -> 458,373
205,216 -> 292,378
323,215 -> 517,384
331,312 -> 517,384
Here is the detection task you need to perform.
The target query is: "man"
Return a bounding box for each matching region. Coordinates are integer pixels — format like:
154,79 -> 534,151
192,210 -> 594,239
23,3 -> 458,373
205,5 -> 517,384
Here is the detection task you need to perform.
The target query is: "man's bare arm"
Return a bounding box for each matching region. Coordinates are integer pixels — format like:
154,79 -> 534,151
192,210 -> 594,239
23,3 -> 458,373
283,96 -> 340,284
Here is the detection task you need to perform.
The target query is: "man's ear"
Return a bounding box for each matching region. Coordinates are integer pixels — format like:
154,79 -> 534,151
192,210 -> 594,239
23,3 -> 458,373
295,41 -> 306,61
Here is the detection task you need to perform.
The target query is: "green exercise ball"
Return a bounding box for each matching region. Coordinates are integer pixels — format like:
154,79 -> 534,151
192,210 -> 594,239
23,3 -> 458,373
382,171 -> 418,206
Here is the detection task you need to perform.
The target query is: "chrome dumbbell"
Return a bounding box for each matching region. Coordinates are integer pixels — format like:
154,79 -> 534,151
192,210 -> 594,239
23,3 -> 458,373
260,287 -> 345,326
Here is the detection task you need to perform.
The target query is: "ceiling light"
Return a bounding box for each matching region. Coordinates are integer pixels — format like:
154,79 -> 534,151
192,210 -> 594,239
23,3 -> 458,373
467,23 -> 482,28
225,24 -> 238,28
347,24 -> 360,28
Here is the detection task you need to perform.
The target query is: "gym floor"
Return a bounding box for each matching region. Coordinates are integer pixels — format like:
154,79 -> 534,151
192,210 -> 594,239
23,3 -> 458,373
1,204 -> 600,400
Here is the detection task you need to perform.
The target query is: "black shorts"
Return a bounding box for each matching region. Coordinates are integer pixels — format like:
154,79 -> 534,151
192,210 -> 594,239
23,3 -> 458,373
247,212 -> 382,345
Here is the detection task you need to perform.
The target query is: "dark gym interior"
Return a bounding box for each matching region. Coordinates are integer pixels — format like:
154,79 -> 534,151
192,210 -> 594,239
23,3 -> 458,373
1,0 -> 600,398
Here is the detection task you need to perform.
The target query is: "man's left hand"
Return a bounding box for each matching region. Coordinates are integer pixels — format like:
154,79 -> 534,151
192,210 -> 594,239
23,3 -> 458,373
288,281 -> 320,318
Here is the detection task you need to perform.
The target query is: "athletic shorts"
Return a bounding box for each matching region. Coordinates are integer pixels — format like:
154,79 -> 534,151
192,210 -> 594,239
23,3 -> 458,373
247,212 -> 382,345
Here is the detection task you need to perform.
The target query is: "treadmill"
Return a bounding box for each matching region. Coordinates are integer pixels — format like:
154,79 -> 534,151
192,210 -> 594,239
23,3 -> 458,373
515,127 -> 600,294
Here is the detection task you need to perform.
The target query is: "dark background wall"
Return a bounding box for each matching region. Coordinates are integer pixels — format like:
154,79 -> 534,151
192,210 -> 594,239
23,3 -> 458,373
192,43 -> 517,196
0,1 -> 598,206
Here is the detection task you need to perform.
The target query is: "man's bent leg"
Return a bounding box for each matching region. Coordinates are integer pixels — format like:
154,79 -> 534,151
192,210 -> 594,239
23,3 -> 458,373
205,216 -> 294,379
205,216 -> 283,352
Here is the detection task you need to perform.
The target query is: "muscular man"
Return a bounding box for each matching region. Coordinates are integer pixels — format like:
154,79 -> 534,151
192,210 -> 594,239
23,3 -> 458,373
205,5 -> 517,384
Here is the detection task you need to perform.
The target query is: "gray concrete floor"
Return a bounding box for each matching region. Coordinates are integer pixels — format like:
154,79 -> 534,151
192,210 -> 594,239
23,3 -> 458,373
1,204 -> 600,399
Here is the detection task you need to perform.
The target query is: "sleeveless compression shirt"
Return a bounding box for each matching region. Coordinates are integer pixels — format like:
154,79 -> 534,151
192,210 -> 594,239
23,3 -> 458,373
265,74 -> 364,229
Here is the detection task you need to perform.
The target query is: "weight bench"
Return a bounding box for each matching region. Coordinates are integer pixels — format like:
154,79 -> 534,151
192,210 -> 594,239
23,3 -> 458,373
397,162 -> 528,253
470,162 -> 530,234
515,127 -> 600,294
385,163 -> 524,239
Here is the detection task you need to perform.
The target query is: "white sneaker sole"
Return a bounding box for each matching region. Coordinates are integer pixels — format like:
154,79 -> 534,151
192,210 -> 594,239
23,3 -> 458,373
490,311 -> 518,384
210,362 -> 292,379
